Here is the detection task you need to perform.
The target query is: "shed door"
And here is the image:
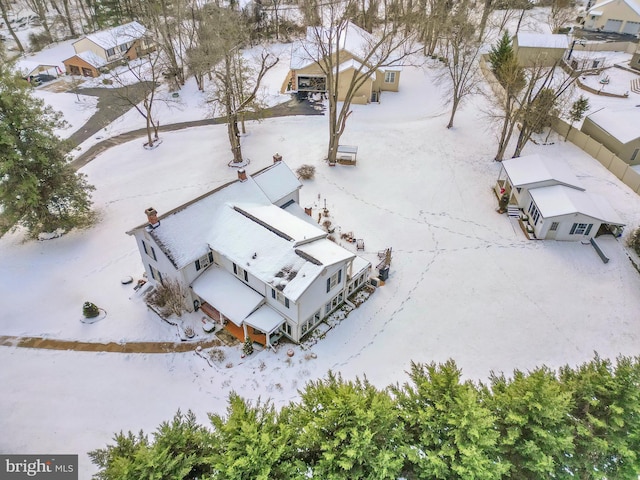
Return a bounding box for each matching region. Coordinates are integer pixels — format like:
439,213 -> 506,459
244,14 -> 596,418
603,19 -> 623,32
622,21 -> 640,35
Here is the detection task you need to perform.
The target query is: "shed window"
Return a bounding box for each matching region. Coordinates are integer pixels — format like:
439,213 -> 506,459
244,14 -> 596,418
570,223 -> 592,235
106,47 -> 115,57
550,222 -> 559,231
631,149 -> 639,162
384,71 -> 396,83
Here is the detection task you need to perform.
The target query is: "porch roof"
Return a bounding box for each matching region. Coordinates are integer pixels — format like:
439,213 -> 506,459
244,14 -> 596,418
530,185 -> 625,225
191,267 -> 263,327
244,305 -> 283,334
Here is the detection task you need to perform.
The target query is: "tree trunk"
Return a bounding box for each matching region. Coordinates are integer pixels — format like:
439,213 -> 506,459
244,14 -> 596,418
512,124 -> 528,157
145,111 -> 154,147
477,0 -> 492,42
495,96 -> 516,161
0,0 -> 25,53
564,123 -> 573,141
74,0 -> 92,32
327,91 -> 340,163
446,97 -> 460,129
228,118 -> 243,163
62,0 -> 76,36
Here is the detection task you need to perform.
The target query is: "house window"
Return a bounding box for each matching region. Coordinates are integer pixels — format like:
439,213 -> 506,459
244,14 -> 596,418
195,252 -> 214,271
384,71 -> 396,83
527,202 -> 541,225
106,47 -> 115,57
142,240 -> 157,260
281,322 -> 292,337
631,149 -> 639,162
326,269 -> 342,293
271,289 -> 290,308
550,222 -> 559,231
233,263 -> 249,282
120,43 -> 129,52
149,264 -> 162,283
570,223 -> 593,235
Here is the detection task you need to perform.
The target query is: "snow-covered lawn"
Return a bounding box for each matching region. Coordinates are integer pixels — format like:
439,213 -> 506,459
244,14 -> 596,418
2,41 -> 640,479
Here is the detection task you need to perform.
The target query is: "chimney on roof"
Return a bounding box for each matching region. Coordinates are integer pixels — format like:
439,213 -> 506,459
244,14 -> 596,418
145,207 -> 160,228
238,168 -> 247,182
273,153 -> 282,163
304,206 -> 312,216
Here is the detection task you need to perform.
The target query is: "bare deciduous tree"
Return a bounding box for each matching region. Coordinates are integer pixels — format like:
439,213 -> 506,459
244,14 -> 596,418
298,0 -> 418,163
0,0 -> 25,53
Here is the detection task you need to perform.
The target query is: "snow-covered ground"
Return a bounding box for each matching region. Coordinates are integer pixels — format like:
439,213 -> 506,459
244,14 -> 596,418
2,15 -> 640,478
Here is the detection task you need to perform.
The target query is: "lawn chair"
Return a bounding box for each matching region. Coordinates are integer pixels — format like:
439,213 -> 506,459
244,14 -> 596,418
356,239 -> 365,251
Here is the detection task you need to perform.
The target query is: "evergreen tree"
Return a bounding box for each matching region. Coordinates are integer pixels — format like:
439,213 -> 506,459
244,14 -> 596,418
88,430 -> 150,480
290,371 -> 404,479
209,393 -> 298,479
392,360 -> 507,479
0,65 -> 95,238
560,355 -> 640,479
565,95 -> 589,141
488,31 -> 514,80
487,366 -> 574,479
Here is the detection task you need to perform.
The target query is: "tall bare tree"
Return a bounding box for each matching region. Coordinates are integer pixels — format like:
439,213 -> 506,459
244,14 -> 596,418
547,0 -> 575,33
0,0 -> 25,53
436,0 -> 483,129
299,0 -> 417,163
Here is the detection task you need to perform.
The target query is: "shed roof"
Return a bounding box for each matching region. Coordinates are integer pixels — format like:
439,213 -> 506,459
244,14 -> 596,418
585,107 -> 640,144
502,154 -> 584,190
516,33 -> 569,49
530,185 -> 625,225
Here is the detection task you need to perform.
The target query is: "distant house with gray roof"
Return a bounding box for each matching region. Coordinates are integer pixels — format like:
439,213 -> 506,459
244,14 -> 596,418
584,0 -> 640,34
581,107 -> 640,165
126,160 -> 371,348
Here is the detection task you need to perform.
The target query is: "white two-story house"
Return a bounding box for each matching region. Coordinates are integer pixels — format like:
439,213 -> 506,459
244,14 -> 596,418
126,160 -> 371,348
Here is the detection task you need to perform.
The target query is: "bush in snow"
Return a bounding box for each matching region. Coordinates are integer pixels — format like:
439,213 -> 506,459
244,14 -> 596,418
243,337 -> 254,356
296,165 -> 316,180
82,301 -> 100,318
626,226 -> 640,256
145,279 -> 186,318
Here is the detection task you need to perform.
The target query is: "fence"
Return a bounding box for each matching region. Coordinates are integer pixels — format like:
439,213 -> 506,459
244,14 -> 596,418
551,118 -> 640,194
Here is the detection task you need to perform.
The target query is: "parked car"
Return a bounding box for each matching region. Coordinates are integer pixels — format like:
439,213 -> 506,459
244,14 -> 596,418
34,74 -> 56,83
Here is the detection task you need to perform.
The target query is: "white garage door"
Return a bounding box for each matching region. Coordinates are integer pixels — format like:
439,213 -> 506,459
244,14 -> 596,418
623,21 -> 640,35
603,19 -> 623,32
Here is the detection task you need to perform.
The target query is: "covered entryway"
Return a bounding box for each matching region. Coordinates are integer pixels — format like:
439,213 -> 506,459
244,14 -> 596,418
603,19 -> 623,32
244,305 -> 284,349
191,267 -> 264,343
623,21 -> 640,35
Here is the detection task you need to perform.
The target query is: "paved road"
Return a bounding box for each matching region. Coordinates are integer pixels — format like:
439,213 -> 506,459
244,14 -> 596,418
70,94 -> 325,169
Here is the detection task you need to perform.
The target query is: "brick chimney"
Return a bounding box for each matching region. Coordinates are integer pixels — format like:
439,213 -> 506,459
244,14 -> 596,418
304,206 -> 312,216
273,153 -> 282,163
238,168 -> 247,181
145,207 -> 160,228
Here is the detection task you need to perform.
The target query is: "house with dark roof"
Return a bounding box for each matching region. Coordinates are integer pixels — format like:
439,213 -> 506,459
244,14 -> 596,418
63,21 -> 155,77
126,160 -> 371,348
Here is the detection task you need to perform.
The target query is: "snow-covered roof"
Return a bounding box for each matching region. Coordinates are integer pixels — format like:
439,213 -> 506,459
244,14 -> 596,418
585,107 -> 640,144
252,161 -> 301,204
338,58 -> 370,74
530,185 -> 625,225
74,51 -> 108,68
244,305 -> 283,334
296,239 -> 355,268
76,21 -> 147,51
14,60 -> 58,78
237,204 -> 327,245
588,0 -> 640,17
191,267 -> 264,326
207,204 -> 329,302
134,176 -> 273,269
516,33 -> 569,49
502,154 -> 584,190
291,21 -> 399,71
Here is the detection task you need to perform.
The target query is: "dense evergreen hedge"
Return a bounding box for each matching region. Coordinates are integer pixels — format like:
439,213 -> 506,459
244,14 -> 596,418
90,354 -> 640,479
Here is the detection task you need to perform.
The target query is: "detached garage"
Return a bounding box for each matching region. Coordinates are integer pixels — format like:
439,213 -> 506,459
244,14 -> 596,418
584,0 -> 640,34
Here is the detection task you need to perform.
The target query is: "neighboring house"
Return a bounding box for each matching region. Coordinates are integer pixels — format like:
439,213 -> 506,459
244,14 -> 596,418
495,154 -> 624,240
583,0 -> 640,34
631,46 -> 640,70
14,60 -> 61,81
126,160 -> 372,348
283,22 -> 402,104
513,33 -> 569,67
63,21 -> 155,77
581,107 -> 640,165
